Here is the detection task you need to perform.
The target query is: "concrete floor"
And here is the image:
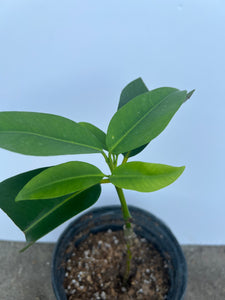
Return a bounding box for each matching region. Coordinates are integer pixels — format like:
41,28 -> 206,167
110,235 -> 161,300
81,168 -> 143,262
0,241 -> 224,299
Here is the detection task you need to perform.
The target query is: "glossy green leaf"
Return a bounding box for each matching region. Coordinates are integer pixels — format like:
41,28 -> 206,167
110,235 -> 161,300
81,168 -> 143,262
0,168 -> 101,242
0,112 -> 104,156
79,122 -> 107,150
185,89 -> 195,102
16,161 -> 104,201
118,77 -> 148,110
106,88 -> 187,154
110,161 -> 185,192
118,78 -> 149,158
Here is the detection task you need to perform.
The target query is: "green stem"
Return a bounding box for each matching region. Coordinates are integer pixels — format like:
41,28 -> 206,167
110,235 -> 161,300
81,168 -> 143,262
102,150 -> 134,283
100,178 -> 110,184
115,186 -> 134,283
115,154 -> 119,166
115,187 -> 131,229
124,243 -> 132,284
108,153 -> 114,171
101,151 -> 114,173
112,154 -> 119,166
101,151 -> 109,164
122,151 -> 130,164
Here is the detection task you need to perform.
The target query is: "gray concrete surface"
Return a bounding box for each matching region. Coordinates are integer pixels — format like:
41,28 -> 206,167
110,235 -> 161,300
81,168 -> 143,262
0,241 -> 224,299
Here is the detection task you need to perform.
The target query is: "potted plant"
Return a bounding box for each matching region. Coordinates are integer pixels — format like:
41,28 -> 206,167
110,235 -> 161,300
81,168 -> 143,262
0,78 -> 194,299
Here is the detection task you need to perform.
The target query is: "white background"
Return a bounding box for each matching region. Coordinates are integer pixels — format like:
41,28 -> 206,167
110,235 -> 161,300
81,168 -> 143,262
0,1 -> 224,244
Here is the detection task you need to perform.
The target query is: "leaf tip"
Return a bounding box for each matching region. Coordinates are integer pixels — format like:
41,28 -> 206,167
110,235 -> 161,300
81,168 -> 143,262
19,241 -> 35,252
15,190 -> 26,202
179,165 -> 186,175
15,195 -> 21,202
184,89 -> 195,102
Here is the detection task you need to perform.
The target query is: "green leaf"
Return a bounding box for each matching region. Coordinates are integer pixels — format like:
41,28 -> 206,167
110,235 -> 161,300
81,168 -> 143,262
110,161 -> 185,192
118,78 -> 149,158
118,77 -> 148,110
123,144 -> 148,159
106,88 -> 187,154
0,168 -> 101,242
79,122 -> 107,150
185,89 -> 195,102
16,161 -> 104,201
0,112 -> 104,156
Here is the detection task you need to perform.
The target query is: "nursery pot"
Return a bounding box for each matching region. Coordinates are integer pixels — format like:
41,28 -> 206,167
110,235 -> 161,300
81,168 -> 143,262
52,205 -> 187,299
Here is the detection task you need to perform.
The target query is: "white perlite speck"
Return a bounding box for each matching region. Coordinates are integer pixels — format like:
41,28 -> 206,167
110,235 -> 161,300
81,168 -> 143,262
101,291 -> 107,299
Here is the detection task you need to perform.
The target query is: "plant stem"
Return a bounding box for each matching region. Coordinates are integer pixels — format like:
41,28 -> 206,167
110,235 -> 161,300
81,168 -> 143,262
101,151 -> 109,165
100,179 -> 110,184
115,186 -> 134,284
115,187 -> 131,229
102,150 -> 134,283
108,153 -> 114,170
122,151 -> 130,164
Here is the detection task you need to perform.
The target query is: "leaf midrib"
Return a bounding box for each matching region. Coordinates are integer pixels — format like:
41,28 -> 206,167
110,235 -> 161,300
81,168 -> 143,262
23,174 -> 103,196
23,190 -> 81,233
0,130 -> 101,151
111,172 -> 177,179
110,91 -> 179,152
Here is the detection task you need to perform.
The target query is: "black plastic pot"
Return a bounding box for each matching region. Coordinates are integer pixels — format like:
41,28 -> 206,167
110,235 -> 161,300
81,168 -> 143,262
52,205 -> 187,300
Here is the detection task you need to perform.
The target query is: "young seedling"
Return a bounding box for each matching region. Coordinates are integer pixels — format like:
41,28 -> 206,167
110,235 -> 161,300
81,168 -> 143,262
0,78 -> 194,282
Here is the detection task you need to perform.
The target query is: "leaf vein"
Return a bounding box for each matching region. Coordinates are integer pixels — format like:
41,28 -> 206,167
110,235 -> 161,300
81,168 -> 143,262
110,91 -> 178,152
23,191 -> 82,233
0,131 -> 101,151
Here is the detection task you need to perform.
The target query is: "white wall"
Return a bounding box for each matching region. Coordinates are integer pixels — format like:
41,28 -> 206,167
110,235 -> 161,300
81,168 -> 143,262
0,1 -> 224,244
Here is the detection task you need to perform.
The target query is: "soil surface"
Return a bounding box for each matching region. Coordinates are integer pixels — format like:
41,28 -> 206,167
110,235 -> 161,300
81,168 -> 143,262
64,229 -> 170,300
